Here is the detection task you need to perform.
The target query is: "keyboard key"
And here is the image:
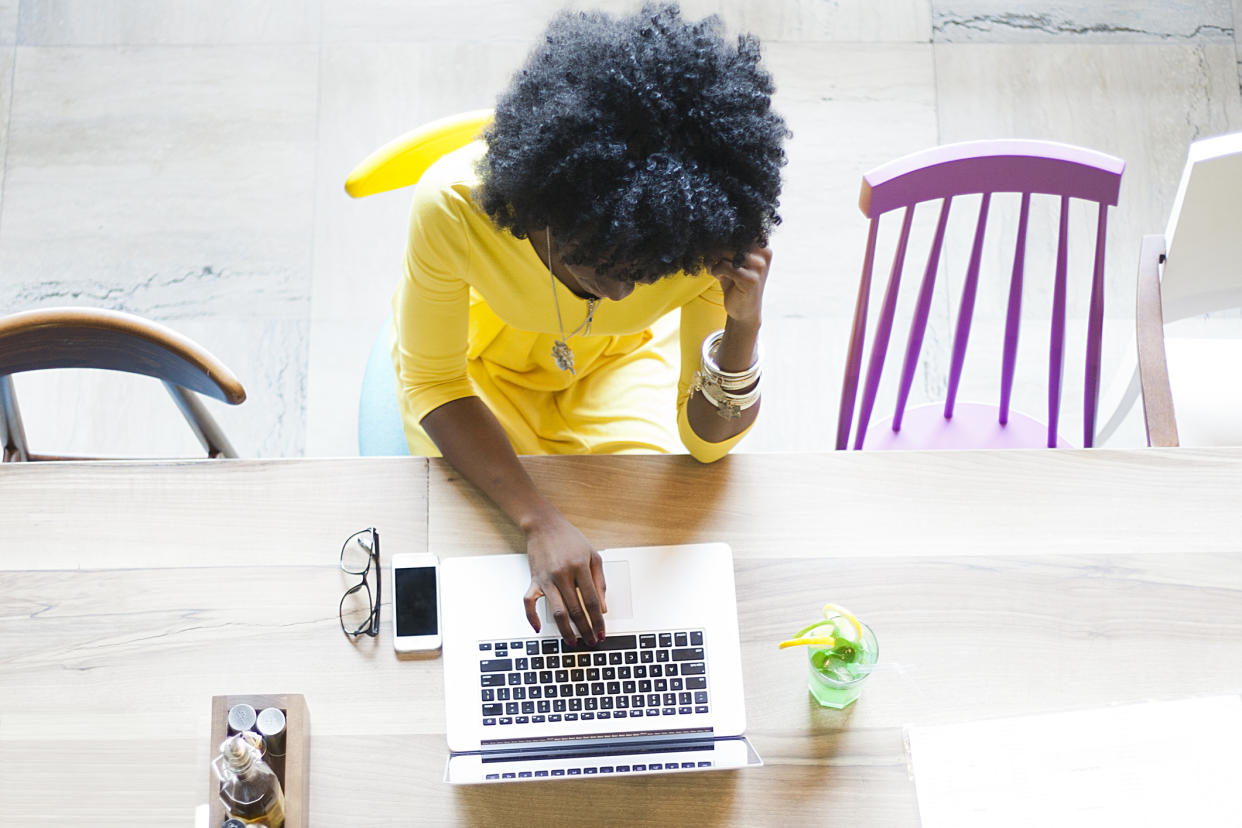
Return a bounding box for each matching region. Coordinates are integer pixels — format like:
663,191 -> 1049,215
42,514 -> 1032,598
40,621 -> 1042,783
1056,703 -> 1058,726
671,648 -> 705,662
507,673 -> 521,686
674,632 -> 688,646
640,651 -> 654,663
505,703 -> 518,715
512,687 -> 526,700
483,718 -> 497,726
694,691 -> 708,704
535,770 -> 549,777
681,662 -> 706,675
656,650 -> 670,663
590,683 -> 605,695
515,657 -> 529,670
526,641 -> 539,655
499,717 -> 513,725
695,705 -> 709,713
592,653 -> 607,666
482,703 -> 502,716
532,715 -> 546,723
609,652 -> 623,665
690,631 -> 703,646
481,689 -> 495,702
568,768 -> 581,775
549,714 -> 562,722
662,707 -> 675,715
659,633 -> 673,647
600,766 -> 614,773
531,656 -> 544,669
480,642 -> 492,651
598,711 -> 611,719
479,659 -> 512,673
497,688 -> 510,701
547,655 -> 561,668
697,761 -> 711,767
510,640 -> 524,649
582,712 -> 595,720
486,772 -> 499,779
552,768 -> 565,776
634,764 -> 647,771
584,767 -> 597,774
481,674 -> 505,687
614,710 -> 627,718
617,765 -> 631,772
542,639 -> 559,654
639,634 -> 657,648
502,772 -> 516,779
686,676 -> 707,689
519,771 -> 532,777
679,706 -> 692,715
589,634 -> 637,652
681,762 -> 695,769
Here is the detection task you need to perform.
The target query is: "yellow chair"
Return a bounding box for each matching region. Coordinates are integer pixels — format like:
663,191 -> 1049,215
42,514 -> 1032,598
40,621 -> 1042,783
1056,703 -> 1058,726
0,306 -> 246,461
345,110 -> 493,455
345,109 -> 493,198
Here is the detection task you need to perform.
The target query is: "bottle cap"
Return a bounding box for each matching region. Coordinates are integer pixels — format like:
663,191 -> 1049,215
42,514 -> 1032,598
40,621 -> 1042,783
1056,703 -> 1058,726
227,703 -> 257,734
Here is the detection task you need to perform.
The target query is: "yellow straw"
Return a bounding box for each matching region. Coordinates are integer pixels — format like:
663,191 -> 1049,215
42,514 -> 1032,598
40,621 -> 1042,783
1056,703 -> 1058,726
777,636 -> 836,650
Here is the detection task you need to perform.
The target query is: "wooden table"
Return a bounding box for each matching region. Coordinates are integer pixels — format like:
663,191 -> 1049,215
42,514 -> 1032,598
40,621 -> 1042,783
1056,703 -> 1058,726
2,449 -> 1241,825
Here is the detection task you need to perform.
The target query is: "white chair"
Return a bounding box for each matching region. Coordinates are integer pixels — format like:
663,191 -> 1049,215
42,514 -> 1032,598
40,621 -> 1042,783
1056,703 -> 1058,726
1132,131 -> 1242,446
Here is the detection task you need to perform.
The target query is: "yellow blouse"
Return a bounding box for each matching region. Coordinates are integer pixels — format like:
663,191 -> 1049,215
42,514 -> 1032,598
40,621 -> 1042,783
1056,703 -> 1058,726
392,142 -> 752,462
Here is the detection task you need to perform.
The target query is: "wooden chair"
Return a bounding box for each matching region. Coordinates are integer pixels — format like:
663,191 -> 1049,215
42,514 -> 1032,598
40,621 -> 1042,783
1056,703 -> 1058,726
1136,131 -> 1242,447
0,307 -> 246,461
345,109 -> 493,456
836,139 -> 1125,450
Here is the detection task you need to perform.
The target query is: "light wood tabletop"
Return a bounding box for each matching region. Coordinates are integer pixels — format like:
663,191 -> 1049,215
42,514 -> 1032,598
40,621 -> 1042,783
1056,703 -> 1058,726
2,448 -> 1241,825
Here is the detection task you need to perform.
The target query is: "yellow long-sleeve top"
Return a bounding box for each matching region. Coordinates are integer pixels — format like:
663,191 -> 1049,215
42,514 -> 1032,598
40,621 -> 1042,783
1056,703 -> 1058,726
392,142 -> 753,462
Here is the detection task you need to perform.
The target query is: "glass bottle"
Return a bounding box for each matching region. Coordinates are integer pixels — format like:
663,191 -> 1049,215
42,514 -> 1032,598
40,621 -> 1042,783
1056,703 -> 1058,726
214,733 -> 286,827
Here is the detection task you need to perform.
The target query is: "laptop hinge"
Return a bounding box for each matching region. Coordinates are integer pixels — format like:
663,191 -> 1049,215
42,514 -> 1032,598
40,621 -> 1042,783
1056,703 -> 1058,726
478,728 -> 715,759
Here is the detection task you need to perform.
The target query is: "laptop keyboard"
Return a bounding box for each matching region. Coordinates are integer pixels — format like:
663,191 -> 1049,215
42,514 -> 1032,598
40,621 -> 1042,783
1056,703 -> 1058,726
477,629 -> 710,727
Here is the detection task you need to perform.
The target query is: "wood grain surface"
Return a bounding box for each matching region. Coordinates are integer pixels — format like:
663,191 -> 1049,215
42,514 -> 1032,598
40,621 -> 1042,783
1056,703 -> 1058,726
2,449 -> 1241,825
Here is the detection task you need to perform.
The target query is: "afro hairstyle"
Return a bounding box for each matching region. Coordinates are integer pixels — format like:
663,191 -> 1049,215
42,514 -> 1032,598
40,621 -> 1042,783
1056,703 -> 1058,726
475,2 -> 789,284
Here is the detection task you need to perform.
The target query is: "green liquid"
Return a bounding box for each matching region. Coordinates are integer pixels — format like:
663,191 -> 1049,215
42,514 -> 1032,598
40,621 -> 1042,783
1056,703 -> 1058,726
806,625 -> 878,709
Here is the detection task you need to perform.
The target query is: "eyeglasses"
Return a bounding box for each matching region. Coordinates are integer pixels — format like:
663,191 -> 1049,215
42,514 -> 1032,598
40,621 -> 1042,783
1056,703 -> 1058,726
339,527 -> 380,637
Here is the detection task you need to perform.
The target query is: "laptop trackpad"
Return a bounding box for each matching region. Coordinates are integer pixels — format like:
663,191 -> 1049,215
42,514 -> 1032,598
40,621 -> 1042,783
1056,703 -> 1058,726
538,559 -> 634,629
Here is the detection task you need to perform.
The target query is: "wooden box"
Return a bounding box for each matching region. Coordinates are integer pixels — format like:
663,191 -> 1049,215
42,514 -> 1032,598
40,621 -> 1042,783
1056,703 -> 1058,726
207,693 -> 310,828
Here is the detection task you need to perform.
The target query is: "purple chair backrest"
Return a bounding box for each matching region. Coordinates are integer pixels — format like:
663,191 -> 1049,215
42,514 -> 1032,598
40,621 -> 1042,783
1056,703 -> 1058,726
836,140 -> 1125,450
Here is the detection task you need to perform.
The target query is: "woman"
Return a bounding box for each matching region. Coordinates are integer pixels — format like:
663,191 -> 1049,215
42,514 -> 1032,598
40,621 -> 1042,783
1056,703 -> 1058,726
393,3 -> 788,645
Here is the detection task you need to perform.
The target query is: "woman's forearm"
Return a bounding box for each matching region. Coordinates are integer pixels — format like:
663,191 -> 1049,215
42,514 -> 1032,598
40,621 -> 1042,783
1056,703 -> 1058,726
686,316 -> 761,444
420,396 -> 559,533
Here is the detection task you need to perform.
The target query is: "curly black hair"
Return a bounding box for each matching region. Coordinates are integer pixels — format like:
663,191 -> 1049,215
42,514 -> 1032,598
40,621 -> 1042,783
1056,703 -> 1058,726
476,3 -> 789,283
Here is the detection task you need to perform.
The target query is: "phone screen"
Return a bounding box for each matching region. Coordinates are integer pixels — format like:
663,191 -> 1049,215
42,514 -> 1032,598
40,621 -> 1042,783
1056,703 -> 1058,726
395,566 -> 439,637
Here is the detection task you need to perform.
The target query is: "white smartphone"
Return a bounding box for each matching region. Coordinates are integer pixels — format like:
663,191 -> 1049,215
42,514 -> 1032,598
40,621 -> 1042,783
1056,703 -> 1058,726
391,552 -> 441,653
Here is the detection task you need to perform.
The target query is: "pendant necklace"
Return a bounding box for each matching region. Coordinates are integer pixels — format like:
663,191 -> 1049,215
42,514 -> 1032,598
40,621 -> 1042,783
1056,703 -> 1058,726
546,227 -> 598,375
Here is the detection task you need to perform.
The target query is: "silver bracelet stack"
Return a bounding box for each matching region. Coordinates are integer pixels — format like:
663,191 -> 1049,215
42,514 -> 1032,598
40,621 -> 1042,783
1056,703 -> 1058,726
691,330 -> 762,420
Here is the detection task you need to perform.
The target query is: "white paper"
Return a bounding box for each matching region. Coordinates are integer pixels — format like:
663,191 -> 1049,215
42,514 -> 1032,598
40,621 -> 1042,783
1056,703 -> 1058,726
907,695 -> 1242,828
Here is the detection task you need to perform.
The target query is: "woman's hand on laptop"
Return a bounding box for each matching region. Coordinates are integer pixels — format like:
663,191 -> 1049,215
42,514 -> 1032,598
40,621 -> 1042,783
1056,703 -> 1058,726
523,513 -> 608,645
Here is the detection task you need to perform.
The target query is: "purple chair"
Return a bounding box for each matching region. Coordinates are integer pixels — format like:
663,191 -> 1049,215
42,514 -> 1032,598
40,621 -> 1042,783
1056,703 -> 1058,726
836,140 -> 1125,451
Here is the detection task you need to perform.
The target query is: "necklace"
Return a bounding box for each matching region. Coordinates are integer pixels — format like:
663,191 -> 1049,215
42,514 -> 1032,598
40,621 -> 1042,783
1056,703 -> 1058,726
546,228 -> 598,375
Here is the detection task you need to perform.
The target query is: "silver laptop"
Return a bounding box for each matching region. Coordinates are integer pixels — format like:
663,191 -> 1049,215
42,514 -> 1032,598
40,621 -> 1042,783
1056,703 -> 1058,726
440,542 -> 762,783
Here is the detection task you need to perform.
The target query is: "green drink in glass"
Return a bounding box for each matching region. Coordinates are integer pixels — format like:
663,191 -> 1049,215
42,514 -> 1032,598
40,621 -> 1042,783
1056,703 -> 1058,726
781,604 -> 878,709
806,622 -> 878,708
